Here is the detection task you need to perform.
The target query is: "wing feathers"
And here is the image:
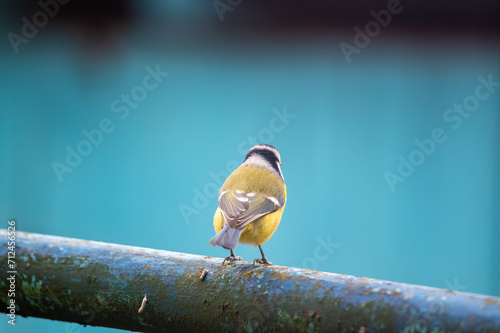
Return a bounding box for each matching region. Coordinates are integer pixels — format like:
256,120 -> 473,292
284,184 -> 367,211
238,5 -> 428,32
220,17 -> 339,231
218,190 -> 284,230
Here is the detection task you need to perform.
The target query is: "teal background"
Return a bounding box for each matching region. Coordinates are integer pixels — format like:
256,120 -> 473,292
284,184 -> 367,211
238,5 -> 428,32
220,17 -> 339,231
1,2 -> 500,333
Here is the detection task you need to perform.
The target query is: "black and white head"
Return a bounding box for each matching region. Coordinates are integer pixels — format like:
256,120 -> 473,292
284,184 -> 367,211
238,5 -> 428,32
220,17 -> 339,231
241,144 -> 284,182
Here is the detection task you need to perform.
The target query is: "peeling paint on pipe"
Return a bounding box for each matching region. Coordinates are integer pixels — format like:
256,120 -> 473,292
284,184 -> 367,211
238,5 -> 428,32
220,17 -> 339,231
0,230 -> 499,332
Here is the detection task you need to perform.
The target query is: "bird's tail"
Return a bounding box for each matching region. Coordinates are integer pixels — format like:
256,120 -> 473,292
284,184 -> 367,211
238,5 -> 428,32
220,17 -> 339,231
209,225 -> 243,249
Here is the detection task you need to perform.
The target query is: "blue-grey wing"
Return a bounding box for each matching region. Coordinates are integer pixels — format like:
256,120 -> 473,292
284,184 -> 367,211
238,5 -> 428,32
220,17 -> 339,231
218,190 -> 284,230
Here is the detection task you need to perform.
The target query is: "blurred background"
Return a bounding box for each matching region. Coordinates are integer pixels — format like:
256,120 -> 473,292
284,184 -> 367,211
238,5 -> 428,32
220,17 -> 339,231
1,0 -> 499,332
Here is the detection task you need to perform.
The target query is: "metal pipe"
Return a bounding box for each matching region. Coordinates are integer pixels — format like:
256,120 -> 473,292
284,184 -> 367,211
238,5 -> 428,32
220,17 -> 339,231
1,230 -> 499,332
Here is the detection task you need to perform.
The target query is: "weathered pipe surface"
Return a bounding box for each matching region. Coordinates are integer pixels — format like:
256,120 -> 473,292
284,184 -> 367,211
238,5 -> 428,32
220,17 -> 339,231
1,230 -> 499,332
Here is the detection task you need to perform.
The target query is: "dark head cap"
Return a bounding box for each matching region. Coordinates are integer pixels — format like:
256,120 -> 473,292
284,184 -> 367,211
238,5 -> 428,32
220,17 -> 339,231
241,144 -> 284,182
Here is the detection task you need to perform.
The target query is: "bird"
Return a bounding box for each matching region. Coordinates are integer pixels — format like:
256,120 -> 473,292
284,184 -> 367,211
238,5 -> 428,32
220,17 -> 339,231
209,144 -> 287,266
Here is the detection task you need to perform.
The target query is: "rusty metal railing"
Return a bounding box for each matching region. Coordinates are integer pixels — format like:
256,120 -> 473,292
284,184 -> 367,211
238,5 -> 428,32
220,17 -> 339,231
1,230 -> 499,332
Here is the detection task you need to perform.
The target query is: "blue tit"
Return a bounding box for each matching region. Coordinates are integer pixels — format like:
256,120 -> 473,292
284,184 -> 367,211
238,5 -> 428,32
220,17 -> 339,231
209,144 -> 287,266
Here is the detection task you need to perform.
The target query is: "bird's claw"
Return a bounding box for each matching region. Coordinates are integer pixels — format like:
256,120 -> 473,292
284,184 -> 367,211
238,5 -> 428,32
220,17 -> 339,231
222,255 -> 242,266
253,257 -> 272,266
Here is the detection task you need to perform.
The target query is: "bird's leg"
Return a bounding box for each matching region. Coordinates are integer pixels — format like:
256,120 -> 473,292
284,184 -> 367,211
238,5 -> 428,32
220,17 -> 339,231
222,249 -> 243,266
253,245 -> 273,266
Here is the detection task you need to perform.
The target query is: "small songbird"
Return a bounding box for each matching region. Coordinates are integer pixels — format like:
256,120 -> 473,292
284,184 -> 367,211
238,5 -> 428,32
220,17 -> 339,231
209,144 -> 287,265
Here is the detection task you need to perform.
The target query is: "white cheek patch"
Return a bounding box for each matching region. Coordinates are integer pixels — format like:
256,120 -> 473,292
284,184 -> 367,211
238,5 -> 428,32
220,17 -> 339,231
276,162 -> 284,181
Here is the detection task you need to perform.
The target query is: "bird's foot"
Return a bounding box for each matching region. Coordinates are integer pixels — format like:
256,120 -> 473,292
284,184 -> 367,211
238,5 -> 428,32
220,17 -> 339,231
253,257 -> 273,266
222,254 -> 243,266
